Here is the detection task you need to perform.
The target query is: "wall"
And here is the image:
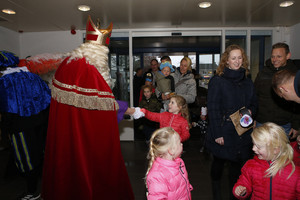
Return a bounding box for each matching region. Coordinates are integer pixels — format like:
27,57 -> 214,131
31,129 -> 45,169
19,30 -> 84,58
0,26 -> 20,56
290,23 -> 300,59
272,26 -> 291,45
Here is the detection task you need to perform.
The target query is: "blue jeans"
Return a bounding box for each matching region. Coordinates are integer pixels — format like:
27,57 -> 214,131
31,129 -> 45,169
256,121 -> 291,138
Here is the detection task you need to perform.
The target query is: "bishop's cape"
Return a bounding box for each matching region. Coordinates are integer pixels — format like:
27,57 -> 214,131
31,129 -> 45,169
41,16 -> 134,200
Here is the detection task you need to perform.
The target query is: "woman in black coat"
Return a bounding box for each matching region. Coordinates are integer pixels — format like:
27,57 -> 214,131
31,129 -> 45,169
206,45 -> 257,200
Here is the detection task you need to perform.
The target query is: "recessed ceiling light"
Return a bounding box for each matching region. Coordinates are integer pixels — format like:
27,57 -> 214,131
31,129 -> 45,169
198,2 -> 212,8
2,9 -> 16,15
78,5 -> 90,12
279,1 -> 294,7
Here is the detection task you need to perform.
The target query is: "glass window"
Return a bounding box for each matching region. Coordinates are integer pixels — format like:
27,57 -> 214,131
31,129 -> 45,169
225,30 -> 247,49
250,30 -> 272,81
198,54 -> 220,88
109,37 -> 130,103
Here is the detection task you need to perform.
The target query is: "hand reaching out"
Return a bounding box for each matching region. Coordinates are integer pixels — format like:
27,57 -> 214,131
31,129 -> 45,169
234,186 -> 247,197
124,107 -> 135,115
132,107 -> 145,119
140,108 -> 146,113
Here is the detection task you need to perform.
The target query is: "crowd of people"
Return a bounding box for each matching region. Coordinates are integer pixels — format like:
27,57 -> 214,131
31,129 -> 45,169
0,15 -> 299,199
134,42 -> 300,200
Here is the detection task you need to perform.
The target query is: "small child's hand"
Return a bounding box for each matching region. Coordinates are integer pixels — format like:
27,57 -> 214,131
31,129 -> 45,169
140,108 -> 146,113
235,186 -> 247,197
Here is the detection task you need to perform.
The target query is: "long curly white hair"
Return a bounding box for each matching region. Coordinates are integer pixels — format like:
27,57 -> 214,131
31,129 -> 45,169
66,42 -> 112,88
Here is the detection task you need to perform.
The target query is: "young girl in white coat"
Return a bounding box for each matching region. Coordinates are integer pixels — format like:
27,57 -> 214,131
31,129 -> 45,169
145,127 -> 193,200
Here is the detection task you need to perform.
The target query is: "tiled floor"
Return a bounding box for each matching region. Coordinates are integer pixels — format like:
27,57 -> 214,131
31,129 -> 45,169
0,130 -> 231,200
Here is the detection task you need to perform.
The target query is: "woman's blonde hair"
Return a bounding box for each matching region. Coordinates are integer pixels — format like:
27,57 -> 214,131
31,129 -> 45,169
216,44 -> 249,76
180,56 -> 192,71
170,95 -> 191,128
145,127 -> 179,178
251,122 -> 295,179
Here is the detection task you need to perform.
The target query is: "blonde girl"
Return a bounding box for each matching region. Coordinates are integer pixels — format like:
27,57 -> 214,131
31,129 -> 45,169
233,122 -> 300,199
146,127 -> 192,200
140,95 -> 191,142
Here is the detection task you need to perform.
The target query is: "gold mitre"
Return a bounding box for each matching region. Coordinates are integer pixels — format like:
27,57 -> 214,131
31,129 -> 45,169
85,16 -> 113,46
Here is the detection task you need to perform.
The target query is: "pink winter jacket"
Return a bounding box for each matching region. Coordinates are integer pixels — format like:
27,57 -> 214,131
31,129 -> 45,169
143,109 -> 190,142
146,157 -> 193,200
233,155 -> 300,200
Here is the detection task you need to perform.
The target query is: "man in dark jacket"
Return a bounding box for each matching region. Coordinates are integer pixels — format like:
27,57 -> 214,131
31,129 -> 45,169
254,42 -> 300,139
272,68 -> 300,104
142,58 -> 159,86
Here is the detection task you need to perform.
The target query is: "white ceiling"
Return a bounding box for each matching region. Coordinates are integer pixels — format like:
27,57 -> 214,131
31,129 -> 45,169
0,0 -> 300,33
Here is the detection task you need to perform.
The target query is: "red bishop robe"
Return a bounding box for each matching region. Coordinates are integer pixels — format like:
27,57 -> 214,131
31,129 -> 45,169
42,57 -> 134,200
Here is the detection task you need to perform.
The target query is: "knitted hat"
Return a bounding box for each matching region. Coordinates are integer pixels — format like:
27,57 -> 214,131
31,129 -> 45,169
160,61 -> 174,72
145,72 -> 153,82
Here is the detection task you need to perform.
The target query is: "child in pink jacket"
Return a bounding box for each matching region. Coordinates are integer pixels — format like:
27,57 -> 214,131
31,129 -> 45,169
145,127 -> 193,200
233,122 -> 300,200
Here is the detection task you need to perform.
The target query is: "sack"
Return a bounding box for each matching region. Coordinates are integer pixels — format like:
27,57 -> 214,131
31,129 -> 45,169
229,107 -> 253,136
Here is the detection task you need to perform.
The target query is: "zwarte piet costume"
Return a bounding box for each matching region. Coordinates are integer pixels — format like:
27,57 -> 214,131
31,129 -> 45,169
0,51 -> 50,197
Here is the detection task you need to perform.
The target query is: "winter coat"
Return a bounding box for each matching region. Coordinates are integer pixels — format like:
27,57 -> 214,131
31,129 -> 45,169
233,156 -> 300,200
206,67 -> 257,162
172,69 -> 196,104
139,94 -> 161,127
155,71 -> 175,94
254,60 -> 300,129
139,94 -> 162,113
143,110 -> 190,142
291,141 -> 300,167
147,157 -> 193,200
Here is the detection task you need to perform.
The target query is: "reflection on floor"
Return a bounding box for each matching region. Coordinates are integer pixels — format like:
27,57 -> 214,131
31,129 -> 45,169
0,138 -> 231,199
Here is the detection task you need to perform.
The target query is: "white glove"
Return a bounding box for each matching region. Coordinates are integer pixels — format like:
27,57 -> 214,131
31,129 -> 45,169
132,107 -> 145,119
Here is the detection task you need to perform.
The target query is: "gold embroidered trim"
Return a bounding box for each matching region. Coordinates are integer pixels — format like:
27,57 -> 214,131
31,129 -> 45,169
53,78 -> 113,96
51,83 -> 119,111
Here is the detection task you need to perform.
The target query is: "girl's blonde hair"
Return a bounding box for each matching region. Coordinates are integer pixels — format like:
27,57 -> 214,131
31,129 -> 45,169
251,122 -> 295,179
170,95 -> 191,128
145,127 -> 179,177
216,44 -> 249,77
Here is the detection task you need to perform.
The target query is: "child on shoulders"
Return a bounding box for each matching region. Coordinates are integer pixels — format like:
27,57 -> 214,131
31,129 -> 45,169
155,61 -> 175,111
